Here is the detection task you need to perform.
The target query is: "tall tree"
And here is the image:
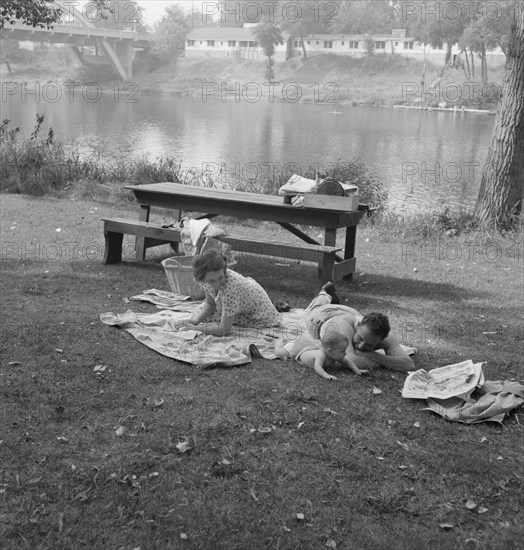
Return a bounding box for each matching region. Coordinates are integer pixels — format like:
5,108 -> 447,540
332,0 -> 398,34
0,0 -> 108,29
252,21 -> 283,82
153,4 -> 189,59
474,1 -> 524,227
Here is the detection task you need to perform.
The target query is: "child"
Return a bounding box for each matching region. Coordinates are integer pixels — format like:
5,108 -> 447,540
275,331 -> 367,381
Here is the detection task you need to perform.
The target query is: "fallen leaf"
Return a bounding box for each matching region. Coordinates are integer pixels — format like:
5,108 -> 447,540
396,440 -> 409,451
324,408 -> 337,415
8,362 -> 20,367
480,437 -> 488,443
496,455 -> 504,460
297,422 -> 305,429
58,512 -> 64,533
283,526 -> 291,532
465,500 -> 478,510
221,459 -> 232,465
115,426 -> 126,437
55,348 -> 63,353
56,228 -> 62,232
175,439 -> 192,453
296,513 -> 305,521
413,422 -> 421,428
122,297 -> 130,303
372,386 -> 382,395
439,523 -> 454,530
325,540 -> 337,549
180,533 -> 188,540
56,436 -> 69,443
94,365 -> 107,373
27,477 -> 42,485
257,427 -> 272,434
153,398 -> 165,409
398,465 -> 408,470
477,506 -> 488,514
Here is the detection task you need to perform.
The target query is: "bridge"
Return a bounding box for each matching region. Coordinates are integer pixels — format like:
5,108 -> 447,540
0,2 -> 153,79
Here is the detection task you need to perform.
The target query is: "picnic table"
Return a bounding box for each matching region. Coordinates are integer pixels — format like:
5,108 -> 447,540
102,182 -> 366,284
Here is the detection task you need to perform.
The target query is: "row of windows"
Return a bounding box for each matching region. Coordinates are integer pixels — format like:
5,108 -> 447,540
292,39 -> 416,50
187,40 -> 257,47
187,39 -> 438,50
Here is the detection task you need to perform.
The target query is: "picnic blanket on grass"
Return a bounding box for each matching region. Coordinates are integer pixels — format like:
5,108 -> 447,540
100,300 -> 307,369
100,290 -> 417,369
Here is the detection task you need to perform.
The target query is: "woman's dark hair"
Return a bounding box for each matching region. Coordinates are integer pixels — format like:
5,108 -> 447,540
192,250 -> 228,282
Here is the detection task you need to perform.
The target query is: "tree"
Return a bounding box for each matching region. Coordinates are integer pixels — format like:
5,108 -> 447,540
474,2 -> 524,227
153,5 -> 189,59
332,0 -> 398,34
0,0 -> 108,29
92,0 -> 147,32
252,21 -> 283,82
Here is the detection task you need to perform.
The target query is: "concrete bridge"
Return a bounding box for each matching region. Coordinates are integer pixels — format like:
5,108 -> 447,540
0,2 -> 153,79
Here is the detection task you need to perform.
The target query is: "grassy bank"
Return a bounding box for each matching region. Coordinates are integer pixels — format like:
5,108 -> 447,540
1,45 -> 505,108
1,187 -> 523,549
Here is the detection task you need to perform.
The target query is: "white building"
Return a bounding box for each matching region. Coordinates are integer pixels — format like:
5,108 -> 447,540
185,27 -> 289,61
185,27 -> 506,67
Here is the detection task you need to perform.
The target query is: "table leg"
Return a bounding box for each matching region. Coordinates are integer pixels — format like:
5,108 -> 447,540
343,226 -> 357,281
321,228 -> 337,282
135,204 -> 150,260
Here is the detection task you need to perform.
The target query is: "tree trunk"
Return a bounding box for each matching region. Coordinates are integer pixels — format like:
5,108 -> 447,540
445,42 -> 452,65
474,3 -> 524,227
301,36 -> 307,59
463,49 -> 471,79
470,49 -> 475,78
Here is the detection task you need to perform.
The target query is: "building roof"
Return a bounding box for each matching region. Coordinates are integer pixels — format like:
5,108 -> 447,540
187,27 -> 256,41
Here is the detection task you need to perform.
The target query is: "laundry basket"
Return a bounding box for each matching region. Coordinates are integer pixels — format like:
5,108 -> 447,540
161,256 -> 205,300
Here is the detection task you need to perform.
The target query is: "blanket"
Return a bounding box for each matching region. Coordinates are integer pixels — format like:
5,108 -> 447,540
100,296 -> 307,368
100,290 -> 417,369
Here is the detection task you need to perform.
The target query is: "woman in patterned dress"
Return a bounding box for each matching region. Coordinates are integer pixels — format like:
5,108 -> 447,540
176,250 -> 280,336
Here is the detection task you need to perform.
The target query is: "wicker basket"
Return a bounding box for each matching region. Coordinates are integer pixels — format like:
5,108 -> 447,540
161,256 -> 205,300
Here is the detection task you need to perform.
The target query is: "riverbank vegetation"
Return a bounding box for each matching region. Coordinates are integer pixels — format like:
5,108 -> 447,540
0,42 -> 506,109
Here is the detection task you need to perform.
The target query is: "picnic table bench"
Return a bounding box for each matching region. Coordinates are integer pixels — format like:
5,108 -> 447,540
103,182 -> 366,285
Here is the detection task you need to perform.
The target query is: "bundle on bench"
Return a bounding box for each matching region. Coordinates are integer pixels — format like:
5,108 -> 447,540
102,218 -> 341,283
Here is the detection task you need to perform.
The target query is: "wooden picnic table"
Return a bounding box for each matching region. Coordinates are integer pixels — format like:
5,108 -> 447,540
121,182 -> 366,282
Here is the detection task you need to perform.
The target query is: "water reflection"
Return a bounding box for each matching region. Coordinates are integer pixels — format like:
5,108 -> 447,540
4,92 -> 494,212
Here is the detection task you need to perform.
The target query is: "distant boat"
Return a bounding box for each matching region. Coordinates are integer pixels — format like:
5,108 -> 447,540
329,110 -> 342,115
393,105 -> 496,116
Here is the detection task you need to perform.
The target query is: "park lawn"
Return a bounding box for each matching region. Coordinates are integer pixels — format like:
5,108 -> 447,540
0,194 -> 523,550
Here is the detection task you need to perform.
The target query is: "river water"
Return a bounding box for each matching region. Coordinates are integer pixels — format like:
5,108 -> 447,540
3,91 -> 495,213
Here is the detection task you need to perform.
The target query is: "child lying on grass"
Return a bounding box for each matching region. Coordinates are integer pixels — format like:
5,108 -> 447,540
274,331 -> 368,381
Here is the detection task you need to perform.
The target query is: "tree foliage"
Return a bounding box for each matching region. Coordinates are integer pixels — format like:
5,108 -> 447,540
0,0 -> 108,29
153,5 -> 190,59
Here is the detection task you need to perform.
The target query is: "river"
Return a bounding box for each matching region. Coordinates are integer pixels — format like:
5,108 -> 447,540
3,90 -> 495,213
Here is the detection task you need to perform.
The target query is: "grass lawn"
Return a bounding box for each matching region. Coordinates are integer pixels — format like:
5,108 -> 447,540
1,193 -> 523,550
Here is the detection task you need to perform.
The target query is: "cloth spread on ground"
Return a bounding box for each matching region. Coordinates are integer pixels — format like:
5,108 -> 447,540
402,361 -> 524,423
101,290 -> 418,369
425,381 -> 524,424
101,295 -> 307,368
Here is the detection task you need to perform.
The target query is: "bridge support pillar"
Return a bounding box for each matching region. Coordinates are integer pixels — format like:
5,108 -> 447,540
101,39 -> 132,80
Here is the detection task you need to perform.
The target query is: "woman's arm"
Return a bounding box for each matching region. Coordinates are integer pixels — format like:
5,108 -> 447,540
189,313 -> 234,336
186,292 -> 216,325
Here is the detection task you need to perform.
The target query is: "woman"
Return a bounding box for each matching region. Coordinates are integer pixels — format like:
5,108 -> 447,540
176,250 -> 280,336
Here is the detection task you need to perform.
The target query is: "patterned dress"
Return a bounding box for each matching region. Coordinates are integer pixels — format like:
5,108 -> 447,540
199,269 -> 280,328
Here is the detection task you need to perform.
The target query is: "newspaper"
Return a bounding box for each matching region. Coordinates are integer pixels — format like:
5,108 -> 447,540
402,360 -> 485,400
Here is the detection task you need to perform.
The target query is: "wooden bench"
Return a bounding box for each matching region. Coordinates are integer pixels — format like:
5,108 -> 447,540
102,218 -> 341,284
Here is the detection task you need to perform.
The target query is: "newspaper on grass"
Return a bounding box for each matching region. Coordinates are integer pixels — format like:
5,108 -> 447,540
402,360 -> 485,401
